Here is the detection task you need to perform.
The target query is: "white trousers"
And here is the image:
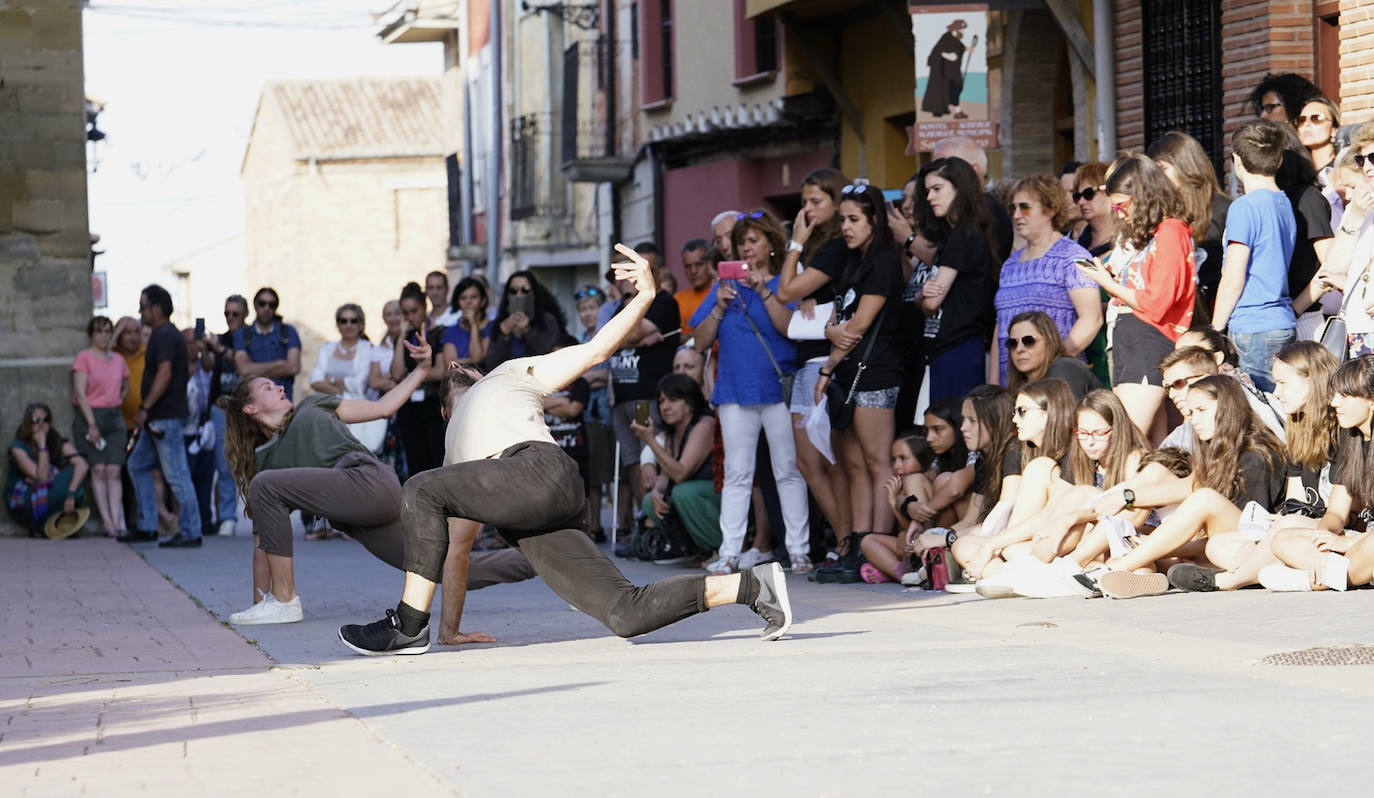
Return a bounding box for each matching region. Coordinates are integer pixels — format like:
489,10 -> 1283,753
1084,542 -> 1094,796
717,402 -> 811,557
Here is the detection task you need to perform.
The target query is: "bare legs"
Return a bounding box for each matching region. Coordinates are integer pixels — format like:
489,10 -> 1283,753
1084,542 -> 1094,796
89,462 -> 126,534
1108,488 -> 1239,572
838,406 -> 895,536
1114,382 -> 1168,447
792,413 -> 852,544
250,539 -> 297,604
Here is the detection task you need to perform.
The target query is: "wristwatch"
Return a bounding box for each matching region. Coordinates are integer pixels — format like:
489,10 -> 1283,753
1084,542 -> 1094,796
945,528 -> 958,548
1122,488 -> 1136,511
904,233 -> 917,256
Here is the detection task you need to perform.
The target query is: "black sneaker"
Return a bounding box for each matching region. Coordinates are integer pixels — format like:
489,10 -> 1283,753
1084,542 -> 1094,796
749,562 -> 793,641
1167,563 -> 1221,592
814,538 -> 864,584
117,529 -> 157,544
158,533 -> 203,548
338,609 -> 430,656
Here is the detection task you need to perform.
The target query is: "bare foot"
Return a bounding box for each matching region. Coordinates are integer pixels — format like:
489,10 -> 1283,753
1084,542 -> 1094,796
437,630 -> 496,646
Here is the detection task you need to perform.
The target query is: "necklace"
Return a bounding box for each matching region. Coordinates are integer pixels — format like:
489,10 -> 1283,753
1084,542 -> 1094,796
337,341 -> 356,356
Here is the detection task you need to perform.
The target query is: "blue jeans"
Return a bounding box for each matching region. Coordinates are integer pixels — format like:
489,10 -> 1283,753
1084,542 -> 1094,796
1232,328 -> 1295,393
210,405 -> 237,523
128,418 -> 202,538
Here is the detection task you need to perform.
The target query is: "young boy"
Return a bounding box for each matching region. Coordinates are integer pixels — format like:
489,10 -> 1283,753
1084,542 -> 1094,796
1210,119 -> 1298,392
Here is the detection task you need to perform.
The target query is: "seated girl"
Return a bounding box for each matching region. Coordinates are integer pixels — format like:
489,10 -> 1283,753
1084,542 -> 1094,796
1005,311 -> 1101,400
955,379 -> 1079,580
1169,341 -> 1341,592
863,397 -> 975,582
1086,375 -> 1287,599
1265,354 -> 1374,591
6,403 -> 89,535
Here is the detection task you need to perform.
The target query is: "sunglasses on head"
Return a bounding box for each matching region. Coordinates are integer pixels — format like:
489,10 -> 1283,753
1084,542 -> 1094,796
736,210 -> 766,220
839,180 -> 872,196
574,287 -> 603,301
337,316 -> 361,325
1072,186 -> 1106,202
1004,335 -> 1039,350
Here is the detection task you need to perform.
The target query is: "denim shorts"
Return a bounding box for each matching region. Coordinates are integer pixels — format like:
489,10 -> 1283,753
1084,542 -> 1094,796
788,360 -> 826,414
853,386 -> 900,410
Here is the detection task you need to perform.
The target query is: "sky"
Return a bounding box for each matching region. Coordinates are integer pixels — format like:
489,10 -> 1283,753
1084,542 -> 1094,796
83,0 -> 441,320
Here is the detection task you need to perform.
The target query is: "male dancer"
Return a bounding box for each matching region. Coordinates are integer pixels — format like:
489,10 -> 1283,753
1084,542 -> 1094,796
339,245 -> 792,654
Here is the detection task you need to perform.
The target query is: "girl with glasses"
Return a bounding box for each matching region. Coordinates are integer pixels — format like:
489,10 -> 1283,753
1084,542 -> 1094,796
71,315 -> 130,537
993,173 -> 1101,385
7,403 -> 89,536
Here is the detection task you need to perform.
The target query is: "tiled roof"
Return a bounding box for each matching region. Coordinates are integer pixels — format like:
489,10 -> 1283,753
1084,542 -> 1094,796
262,77 -> 443,160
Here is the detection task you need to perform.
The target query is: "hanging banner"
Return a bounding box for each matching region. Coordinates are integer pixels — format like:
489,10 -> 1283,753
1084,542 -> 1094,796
908,4 -> 997,153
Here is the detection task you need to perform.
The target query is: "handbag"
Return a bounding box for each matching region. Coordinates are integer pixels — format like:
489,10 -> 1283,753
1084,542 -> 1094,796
740,297 -> 796,403
826,306 -> 888,431
1318,257 -> 1367,362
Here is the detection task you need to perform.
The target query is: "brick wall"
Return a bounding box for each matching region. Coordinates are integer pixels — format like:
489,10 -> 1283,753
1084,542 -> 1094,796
1219,0 -> 1315,142
1112,0 -> 1143,154
1341,0 -> 1374,124
0,0 -> 92,535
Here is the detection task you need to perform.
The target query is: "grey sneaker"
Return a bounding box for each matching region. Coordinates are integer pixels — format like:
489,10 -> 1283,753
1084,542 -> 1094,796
338,609 -> 430,656
750,562 -> 793,641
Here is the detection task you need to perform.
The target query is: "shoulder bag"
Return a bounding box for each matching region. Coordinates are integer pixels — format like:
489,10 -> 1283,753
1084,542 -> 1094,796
825,305 -> 888,431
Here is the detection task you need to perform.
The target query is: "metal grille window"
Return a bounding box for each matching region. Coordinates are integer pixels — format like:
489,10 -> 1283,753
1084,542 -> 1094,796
1142,0 -> 1224,175
510,114 -> 539,220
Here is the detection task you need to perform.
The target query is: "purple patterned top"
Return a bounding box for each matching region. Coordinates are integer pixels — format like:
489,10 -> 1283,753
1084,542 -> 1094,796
994,235 -> 1095,382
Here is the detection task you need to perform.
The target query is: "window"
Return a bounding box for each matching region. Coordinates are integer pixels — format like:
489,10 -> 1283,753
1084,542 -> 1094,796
640,0 -> 673,106
734,0 -> 777,81
510,114 -> 538,220
1142,0 -> 1223,175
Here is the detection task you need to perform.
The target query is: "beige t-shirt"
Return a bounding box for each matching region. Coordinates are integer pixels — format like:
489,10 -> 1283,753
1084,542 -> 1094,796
444,356 -> 557,464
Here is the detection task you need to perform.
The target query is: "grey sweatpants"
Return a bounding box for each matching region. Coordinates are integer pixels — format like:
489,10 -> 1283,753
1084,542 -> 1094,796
247,451 -> 533,588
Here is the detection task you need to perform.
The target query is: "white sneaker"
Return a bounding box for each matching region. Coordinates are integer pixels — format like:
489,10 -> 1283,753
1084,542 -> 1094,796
900,566 -> 928,587
1011,557 -> 1085,599
703,554 -> 739,575
217,519 -> 237,536
974,558 -> 1036,599
1258,564 -> 1311,592
738,548 -> 776,570
229,594 -> 304,625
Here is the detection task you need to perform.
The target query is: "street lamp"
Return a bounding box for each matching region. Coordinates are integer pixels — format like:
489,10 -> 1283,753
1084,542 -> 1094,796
520,1 -> 600,30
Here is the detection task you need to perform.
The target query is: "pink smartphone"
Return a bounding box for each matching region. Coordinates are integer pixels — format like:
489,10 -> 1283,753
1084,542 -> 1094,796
717,260 -> 749,281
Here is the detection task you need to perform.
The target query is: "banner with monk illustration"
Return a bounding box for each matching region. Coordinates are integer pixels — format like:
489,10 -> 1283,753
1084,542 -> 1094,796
909,4 -> 996,153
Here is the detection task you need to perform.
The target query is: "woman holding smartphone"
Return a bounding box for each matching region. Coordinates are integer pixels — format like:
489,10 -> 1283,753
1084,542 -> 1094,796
690,209 -> 810,575
484,271 -> 568,370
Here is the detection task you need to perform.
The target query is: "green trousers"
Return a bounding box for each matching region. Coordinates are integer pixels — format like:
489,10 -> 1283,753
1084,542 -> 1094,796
642,480 -> 722,551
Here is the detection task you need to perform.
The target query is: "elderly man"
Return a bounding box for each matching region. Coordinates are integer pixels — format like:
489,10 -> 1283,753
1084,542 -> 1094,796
711,210 -> 741,260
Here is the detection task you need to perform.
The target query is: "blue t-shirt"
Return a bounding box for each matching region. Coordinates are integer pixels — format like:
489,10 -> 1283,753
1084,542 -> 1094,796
689,275 -> 797,405
440,320 -> 494,360
233,321 -> 302,400
1225,189 -> 1297,334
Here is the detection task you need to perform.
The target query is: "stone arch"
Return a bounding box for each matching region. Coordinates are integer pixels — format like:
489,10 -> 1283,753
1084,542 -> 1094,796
1001,8 -> 1084,176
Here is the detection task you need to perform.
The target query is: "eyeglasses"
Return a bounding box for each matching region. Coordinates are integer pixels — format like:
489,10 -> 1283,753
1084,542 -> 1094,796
1008,202 -> 1034,215
336,316 -> 361,325
1013,405 -> 1039,418
31,415 -> 50,425
1296,113 -> 1329,126
255,299 -> 278,309
574,287 -> 603,301
1165,373 -> 1208,392
1260,102 -> 1284,115
1072,186 -> 1105,203
1074,428 -> 1112,441
1004,335 -> 1039,350
507,286 -> 532,295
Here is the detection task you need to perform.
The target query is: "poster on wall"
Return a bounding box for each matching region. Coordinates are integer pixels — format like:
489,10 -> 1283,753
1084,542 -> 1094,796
92,271 -> 107,309
908,3 -> 997,153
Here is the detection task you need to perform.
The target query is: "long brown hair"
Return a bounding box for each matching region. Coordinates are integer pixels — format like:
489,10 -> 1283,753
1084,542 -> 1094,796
1145,132 -> 1227,245
15,402 -> 63,454
1276,341 -> 1340,471
967,384 -> 1015,517
1005,311 -> 1069,393
730,210 -> 787,276
1190,376 -> 1285,502
1070,389 -> 1149,487
1105,153 -> 1189,251
1330,356 -> 1374,507
216,377 -> 295,519
1018,379 -> 1077,466
800,168 -> 848,261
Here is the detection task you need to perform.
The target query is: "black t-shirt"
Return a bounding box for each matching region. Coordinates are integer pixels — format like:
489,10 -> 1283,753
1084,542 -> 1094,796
795,238 -> 848,362
926,222 -> 994,361
610,291 -> 681,403
545,377 -> 589,460
1286,182 -> 1335,304
210,330 -> 238,404
143,321 -> 189,421
1198,193 -> 1232,299
1235,448 -> 1285,511
402,327 -> 446,410
1285,446 -> 1343,503
834,247 -> 905,391
1001,445 -> 1022,479
1045,357 -> 1102,399
984,192 -> 1014,264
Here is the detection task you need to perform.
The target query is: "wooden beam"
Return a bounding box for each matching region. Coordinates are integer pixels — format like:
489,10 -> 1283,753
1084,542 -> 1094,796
876,0 -> 915,56
780,12 -> 866,143
1043,0 -> 1095,81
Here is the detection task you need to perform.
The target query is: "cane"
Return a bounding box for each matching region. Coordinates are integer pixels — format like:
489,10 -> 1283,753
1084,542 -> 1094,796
610,439 -> 621,550
962,34 -> 979,80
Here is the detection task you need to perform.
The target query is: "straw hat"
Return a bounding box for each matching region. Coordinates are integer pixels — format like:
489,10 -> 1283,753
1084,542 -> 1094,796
44,507 -> 90,540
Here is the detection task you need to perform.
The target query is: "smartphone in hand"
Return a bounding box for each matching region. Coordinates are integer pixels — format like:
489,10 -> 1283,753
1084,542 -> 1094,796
717,260 -> 749,281
509,293 -> 534,319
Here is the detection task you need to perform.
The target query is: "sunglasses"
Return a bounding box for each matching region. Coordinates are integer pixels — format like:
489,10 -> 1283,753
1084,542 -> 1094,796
225,309 -> 245,318
1296,113 -> 1329,126
337,316 -> 362,325
1008,202 -> 1034,215
1165,373 -> 1208,392
1013,405 -> 1039,418
1072,186 -> 1106,203
1074,428 -> 1111,441
507,286 -> 532,295
839,181 -> 871,196
1260,102 -> 1284,115
256,300 -> 278,309
1355,153 -> 1374,168
31,415 -> 50,425
574,287 -> 603,301
1004,335 -> 1039,350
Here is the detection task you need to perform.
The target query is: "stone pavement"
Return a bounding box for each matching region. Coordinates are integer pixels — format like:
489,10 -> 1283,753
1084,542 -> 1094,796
6,533 -> 1374,796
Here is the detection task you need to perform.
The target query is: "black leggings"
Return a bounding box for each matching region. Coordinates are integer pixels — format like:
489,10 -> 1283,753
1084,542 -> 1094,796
402,442 -> 709,637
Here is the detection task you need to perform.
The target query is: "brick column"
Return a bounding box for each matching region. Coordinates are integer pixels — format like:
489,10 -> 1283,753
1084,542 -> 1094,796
1112,0 -> 1143,154
0,0 -> 93,535
1219,0 -> 1316,143
1341,0 -> 1374,125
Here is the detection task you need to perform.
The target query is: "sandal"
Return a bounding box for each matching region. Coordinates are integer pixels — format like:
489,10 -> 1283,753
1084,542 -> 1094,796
860,563 -> 893,584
